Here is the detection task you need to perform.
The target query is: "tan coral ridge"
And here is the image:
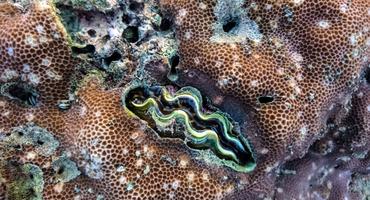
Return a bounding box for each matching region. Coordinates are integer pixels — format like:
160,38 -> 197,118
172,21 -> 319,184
158,0 -> 369,198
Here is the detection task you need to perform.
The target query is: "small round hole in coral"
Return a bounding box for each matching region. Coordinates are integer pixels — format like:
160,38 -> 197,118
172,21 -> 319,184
57,167 -> 64,175
102,34 -> 111,41
17,131 -> 24,137
258,96 -> 275,104
36,140 -> 44,145
123,26 -> 139,43
122,14 -> 131,24
87,29 -> 96,37
223,19 -> 237,33
129,1 -> 144,11
104,51 -> 122,67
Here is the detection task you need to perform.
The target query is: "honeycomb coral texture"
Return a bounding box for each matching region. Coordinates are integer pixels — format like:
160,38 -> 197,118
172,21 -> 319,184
0,0 -> 369,199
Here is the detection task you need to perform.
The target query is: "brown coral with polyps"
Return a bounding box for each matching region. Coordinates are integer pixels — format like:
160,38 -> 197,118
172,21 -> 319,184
0,3 -> 238,198
0,0 -> 370,199
0,0 -> 75,105
1,78 -> 238,199
158,0 -> 369,197
275,80 -> 370,199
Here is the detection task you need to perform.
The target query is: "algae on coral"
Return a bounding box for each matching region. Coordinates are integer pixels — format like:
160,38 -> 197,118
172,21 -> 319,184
52,156 -> 81,183
6,164 -> 44,200
4,123 -> 59,157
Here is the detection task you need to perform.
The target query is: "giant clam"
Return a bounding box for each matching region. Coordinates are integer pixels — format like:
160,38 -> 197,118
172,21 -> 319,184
124,85 -> 256,172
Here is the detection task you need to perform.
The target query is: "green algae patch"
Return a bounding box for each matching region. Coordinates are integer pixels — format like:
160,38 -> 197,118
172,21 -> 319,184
52,156 -> 81,183
55,0 -> 111,12
351,174 -> 370,199
4,123 -> 59,157
7,164 -> 44,200
57,7 -> 81,41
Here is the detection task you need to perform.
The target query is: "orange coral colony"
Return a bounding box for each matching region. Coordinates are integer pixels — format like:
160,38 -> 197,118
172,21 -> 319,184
0,0 -> 369,199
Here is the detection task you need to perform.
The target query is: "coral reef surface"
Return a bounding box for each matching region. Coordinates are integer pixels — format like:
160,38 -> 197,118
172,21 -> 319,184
0,0 -> 369,199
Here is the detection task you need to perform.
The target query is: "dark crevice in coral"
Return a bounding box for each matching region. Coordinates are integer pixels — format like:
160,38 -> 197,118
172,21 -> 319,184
168,54 -> 179,82
122,14 -> 132,24
223,19 -> 237,33
28,188 -> 36,197
102,34 -> 111,42
16,131 -> 24,137
36,140 -> 44,145
129,1 -> 144,11
159,17 -> 172,31
169,54 -> 179,69
104,51 -> 122,67
6,83 -> 39,106
365,68 -> 370,84
258,95 -> 274,104
72,44 -> 95,54
57,167 -> 64,174
123,26 -> 139,43
13,144 -> 22,150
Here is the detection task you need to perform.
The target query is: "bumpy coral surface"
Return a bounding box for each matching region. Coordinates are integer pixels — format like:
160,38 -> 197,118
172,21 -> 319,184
0,0 -> 369,199
158,0 -> 370,198
275,81 -> 370,199
0,0 -> 75,105
1,77 -> 239,199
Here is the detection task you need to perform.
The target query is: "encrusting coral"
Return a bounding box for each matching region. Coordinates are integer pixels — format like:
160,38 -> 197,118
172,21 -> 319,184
157,0 -> 370,198
0,0 -> 369,199
0,2 -> 237,199
275,80 -> 370,199
1,77 -> 241,199
0,0 -> 76,106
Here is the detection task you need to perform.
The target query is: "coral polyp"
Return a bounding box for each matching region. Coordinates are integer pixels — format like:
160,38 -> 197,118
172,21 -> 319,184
124,85 -> 256,172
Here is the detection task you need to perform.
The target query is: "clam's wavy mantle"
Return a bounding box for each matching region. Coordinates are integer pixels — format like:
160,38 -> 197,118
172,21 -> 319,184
124,85 -> 256,172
